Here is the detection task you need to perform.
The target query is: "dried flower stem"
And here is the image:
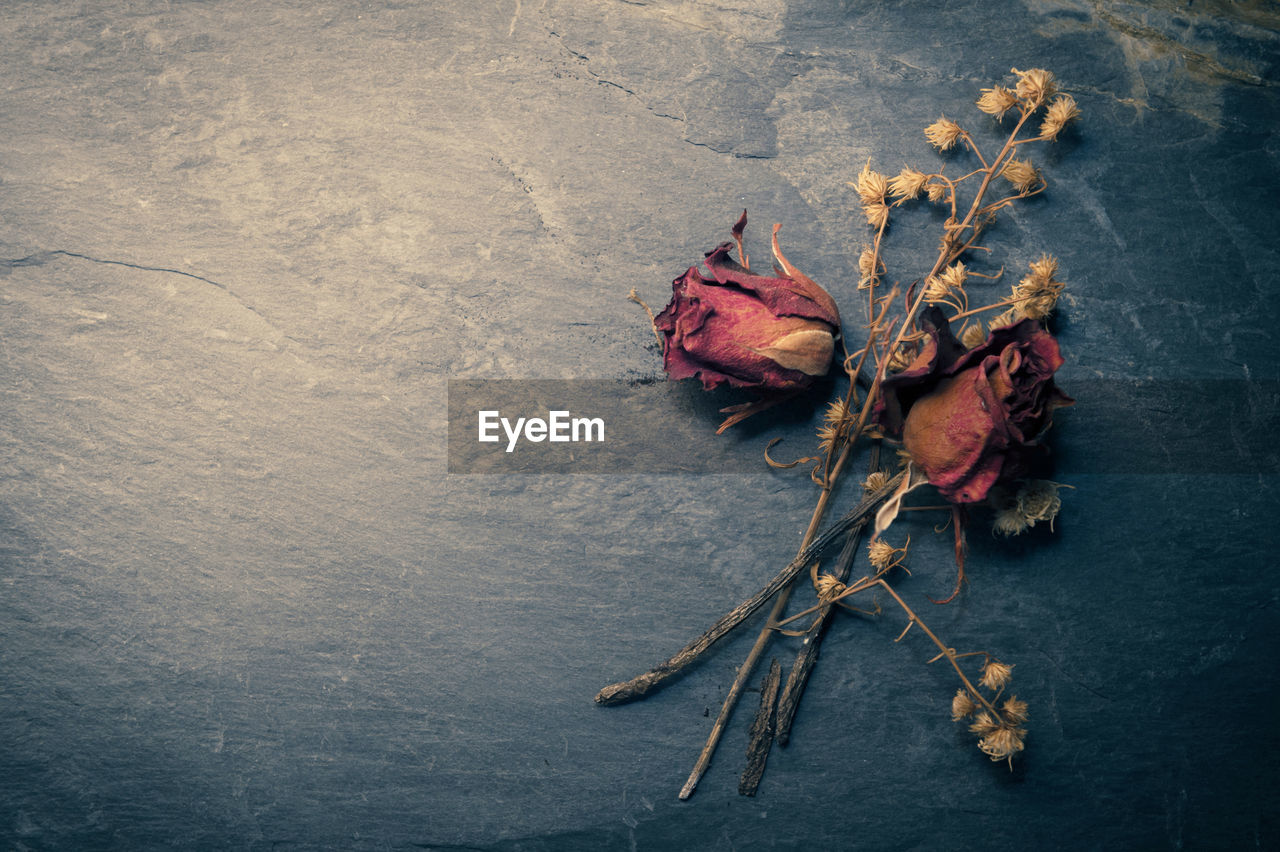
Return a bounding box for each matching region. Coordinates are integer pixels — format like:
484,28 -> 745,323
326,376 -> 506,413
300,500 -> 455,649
775,447 -> 883,745
680,435 -> 867,799
595,472 -> 904,708
872,578 -> 1001,718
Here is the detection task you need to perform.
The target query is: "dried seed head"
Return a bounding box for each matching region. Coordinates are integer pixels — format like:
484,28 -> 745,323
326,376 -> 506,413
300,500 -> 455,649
814,572 -> 847,603
1027,253 -> 1059,285
976,85 -> 1019,119
923,275 -> 954,305
887,343 -> 915,372
858,246 -> 880,289
888,165 -> 929,200
924,116 -> 963,151
988,306 -> 1023,329
939,262 -> 968,292
855,160 -> 889,205
862,201 -> 890,230
979,660 -> 1014,691
993,505 -> 1031,536
1011,67 -> 1056,108
1001,158 -> 1041,194
968,711 -> 1000,736
867,539 -> 898,570
960,322 -> 987,349
1017,480 -> 1064,526
863,470 -> 892,493
1039,94 -> 1081,140
952,689 -> 978,721
978,725 -> 1026,763
925,180 -> 948,203
1001,696 -> 1029,725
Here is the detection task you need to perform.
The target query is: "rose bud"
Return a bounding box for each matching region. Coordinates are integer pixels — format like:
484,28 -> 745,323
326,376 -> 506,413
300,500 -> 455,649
654,224 -> 841,392
874,306 -> 1072,504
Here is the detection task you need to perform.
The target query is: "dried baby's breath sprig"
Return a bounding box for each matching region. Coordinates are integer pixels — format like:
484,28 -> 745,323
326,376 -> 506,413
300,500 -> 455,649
979,659 -> 1014,691
976,85 -> 1019,120
1001,158 -> 1041,194
951,688 -> 978,721
1011,67 -> 1056,109
1039,95 -> 1080,140
924,116 -> 963,151
889,165 -> 930,201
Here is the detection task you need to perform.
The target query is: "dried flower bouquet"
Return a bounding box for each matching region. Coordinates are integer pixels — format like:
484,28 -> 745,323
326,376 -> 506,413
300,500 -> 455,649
607,69 -> 1081,798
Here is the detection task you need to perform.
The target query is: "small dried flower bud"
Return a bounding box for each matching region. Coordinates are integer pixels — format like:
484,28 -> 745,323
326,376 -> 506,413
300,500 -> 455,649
988,306 -> 1023,329
867,539 -> 898,571
1001,696 -> 1029,725
814,572 -> 847,603
976,85 -> 1019,119
858,246 -> 880,289
939,262 -> 968,292
888,166 -> 929,200
993,505 -> 1031,536
978,725 -> 1026,763
862,201 -> 890,230
979,660 -> 1014,691
925,181 -> 948,203
887,344 -> 915,372
1039,94 -> 1081,140
855,160 -> 889,205
923,275 -> 954,305
1001,158 -> 1041,194
968,711 -> 1000,736
1027,253 -> 1058,285
863,470 -> 891,493
1017,480 -> 1064,526
952,689 -> 978,721
959,322 -> 986,349
1011,67 -> 1056,107
924,116 -> 963,151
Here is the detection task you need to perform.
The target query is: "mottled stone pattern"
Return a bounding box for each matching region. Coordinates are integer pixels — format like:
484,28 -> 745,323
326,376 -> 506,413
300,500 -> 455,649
1,1 -> 1277,849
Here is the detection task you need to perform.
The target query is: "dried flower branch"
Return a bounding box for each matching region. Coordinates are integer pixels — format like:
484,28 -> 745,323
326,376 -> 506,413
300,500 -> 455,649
606,67 -> 1080,796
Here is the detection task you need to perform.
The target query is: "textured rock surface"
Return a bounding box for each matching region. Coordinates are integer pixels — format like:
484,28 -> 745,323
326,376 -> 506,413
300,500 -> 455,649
2,1 -> 1277,848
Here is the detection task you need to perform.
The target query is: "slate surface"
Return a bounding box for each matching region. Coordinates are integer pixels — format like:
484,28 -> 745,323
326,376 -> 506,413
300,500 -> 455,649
1,1 -> 1278,849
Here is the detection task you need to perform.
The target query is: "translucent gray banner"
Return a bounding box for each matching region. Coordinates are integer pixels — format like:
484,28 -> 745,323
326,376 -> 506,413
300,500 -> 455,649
447,378 -> 1279,475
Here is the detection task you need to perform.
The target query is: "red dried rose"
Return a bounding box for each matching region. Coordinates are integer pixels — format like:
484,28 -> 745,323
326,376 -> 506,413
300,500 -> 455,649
874,306 -> 1072,504
655,219 -> 840,391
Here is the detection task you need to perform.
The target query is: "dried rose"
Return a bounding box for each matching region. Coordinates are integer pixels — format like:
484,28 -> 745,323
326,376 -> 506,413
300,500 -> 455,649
874,306 -> 1072,503
655,222 -> 841,391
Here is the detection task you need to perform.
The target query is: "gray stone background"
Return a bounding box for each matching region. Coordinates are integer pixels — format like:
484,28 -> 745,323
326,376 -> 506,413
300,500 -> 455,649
2,1 -> 1277,849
